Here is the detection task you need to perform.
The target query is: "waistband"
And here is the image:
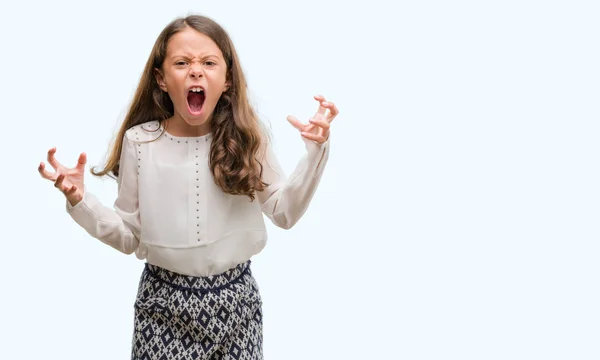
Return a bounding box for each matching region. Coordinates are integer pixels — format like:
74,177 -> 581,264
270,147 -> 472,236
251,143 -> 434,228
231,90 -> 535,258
144,261 -> 251,292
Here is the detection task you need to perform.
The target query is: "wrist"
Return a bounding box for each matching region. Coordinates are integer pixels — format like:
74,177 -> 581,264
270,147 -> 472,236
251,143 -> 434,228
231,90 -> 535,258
67,193 -> 83,207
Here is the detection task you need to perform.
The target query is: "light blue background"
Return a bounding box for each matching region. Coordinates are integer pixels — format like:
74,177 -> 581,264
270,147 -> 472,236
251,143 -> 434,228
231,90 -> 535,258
1,0 -> 599,359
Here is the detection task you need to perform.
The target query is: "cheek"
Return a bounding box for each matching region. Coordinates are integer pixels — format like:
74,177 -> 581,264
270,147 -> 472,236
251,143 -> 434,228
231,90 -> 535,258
164,70 -> 185,87
211,70 -> 228,88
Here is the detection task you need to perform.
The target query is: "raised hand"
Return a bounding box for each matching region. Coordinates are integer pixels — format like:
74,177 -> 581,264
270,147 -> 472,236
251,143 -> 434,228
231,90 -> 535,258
38,148 -> 87,206
287,95 -> 339,144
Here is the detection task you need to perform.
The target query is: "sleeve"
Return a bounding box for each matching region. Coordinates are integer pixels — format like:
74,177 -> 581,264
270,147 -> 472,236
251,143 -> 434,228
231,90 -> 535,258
257,135 -> 330,229
65,131 -> 141,254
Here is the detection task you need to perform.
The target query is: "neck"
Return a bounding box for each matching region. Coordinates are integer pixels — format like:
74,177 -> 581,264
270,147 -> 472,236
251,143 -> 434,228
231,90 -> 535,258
164,112 -> 212,137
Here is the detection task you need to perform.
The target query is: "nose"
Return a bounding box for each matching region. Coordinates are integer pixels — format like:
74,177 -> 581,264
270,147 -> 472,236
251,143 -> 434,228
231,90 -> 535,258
189,65 -> 203,78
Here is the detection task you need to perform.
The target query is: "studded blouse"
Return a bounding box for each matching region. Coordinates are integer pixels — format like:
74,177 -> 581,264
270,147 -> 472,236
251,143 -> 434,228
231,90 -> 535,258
66,120 -> 329,276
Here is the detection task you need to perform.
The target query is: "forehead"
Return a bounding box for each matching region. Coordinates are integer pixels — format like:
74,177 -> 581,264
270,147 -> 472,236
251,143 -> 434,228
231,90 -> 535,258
166,27 -> 223,58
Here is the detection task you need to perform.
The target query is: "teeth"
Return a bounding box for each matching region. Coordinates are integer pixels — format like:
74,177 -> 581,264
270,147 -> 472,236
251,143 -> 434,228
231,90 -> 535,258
190,87 -> 203,93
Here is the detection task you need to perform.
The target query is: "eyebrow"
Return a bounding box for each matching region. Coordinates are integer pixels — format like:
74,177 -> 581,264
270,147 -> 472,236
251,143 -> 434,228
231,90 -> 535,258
169,52 -> 222,60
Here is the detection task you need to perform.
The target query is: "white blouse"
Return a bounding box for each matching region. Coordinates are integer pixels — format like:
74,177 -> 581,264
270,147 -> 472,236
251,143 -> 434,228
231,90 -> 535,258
66,120 -> 329,276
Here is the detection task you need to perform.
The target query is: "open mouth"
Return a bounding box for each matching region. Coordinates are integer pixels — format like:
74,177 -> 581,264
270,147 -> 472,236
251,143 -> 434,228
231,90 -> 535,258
187,87 -> 205,115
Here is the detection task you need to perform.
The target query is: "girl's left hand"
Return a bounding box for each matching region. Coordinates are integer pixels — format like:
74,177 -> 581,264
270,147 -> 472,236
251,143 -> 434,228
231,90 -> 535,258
287,95 -> 339,144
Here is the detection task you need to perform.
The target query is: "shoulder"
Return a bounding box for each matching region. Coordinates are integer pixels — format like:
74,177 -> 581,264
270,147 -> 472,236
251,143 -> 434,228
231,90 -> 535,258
125,120 -> 163,142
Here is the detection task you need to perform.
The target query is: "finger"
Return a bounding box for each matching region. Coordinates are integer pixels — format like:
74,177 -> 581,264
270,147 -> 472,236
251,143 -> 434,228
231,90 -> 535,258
314,96 -> 327,118
75,152 -> 87,172
38,162 -> 56,181
314,94 -> 326,102
56,175 -> 74,195
47,148 -> 60,169
309,118 -> 330,131
65,185 -> 78,196
286,115 -> 307,131
321,101 -> 339,122
304,122 -> 317,132
309,118 -> 330,137
54,173 -> 65,190
301,131 -> 327,144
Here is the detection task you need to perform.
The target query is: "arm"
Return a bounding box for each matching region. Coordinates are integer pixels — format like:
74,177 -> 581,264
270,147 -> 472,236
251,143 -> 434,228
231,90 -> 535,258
257,95 -> 338,229
257,136 -> 330,229
66,132 -> 141,254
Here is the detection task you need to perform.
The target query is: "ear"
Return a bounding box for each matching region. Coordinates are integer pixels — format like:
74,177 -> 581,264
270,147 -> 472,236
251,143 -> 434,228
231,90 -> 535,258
222,69 -> 232,93
223,79 -> 231,93
154,68 -> 168,92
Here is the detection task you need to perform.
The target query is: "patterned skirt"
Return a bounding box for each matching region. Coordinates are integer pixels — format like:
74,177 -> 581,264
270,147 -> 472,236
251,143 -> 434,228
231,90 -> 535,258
131,261 -> 263,359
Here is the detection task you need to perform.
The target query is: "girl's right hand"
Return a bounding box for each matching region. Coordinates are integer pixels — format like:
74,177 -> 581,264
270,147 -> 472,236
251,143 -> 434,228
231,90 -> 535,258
38,148 -> 87,207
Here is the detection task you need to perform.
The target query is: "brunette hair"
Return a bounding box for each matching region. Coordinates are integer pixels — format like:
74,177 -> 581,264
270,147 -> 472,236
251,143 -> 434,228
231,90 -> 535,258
92,15 -> 268,200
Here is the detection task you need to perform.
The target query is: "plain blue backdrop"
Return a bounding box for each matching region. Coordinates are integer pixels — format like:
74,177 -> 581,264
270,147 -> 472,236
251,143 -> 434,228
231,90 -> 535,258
2,0 -> 599,359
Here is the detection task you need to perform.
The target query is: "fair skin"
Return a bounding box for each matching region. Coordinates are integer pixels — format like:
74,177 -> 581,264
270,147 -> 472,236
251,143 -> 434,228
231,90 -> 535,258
155,27 -> 230,137
38,26 -> 339,206
288,94 -> 339,144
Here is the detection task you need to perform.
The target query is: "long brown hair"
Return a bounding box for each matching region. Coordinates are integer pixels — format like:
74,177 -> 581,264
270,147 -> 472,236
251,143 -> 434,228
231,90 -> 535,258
92,15 -> 268,200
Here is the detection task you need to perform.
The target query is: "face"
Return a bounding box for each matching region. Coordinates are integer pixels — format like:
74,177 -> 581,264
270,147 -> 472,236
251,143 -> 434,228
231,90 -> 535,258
155,27 -> 230,128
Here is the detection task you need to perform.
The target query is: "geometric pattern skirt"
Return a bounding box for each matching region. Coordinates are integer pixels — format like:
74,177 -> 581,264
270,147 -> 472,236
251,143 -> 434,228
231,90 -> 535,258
131,261 -> 263,359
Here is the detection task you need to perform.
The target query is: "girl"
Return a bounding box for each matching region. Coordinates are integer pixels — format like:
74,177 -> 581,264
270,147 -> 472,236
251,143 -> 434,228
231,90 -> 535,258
37,15 -> 338,360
